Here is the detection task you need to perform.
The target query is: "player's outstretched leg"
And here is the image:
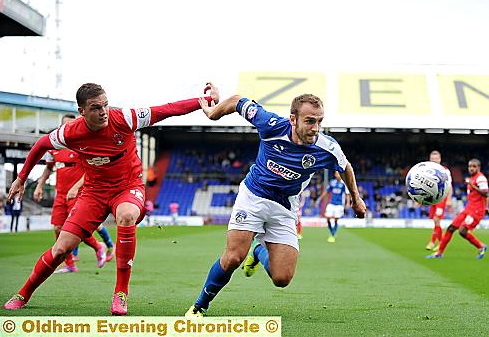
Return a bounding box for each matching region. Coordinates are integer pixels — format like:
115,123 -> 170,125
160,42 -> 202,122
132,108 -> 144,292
3,248 -> 64,310
186,259 -> 234,317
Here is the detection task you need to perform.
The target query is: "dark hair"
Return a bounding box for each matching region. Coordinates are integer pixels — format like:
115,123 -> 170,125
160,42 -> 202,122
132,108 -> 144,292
76,83 -> 105,106
63,113 -> 77,119
290,94 -> 323,116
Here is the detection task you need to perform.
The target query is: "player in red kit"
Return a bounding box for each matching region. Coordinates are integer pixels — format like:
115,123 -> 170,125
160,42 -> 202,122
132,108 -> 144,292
33,114 -> 109,273
425,150 -> 453,251
3,82 -> 219,315
427,158 -> 488,259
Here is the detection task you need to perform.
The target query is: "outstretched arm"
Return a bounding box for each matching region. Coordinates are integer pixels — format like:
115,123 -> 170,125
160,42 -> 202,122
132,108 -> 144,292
149,83 -> 219,124
199,95 -> 242,120
9,135 -> 54,201
338,163 -> 366,218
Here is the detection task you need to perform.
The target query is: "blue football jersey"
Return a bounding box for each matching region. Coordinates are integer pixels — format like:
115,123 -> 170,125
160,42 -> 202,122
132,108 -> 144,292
327,179 -> 349,206
236,98 -> 349,211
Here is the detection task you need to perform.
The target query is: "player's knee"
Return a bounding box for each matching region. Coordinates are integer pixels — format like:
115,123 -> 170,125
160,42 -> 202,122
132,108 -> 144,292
271,270 -> 294,288
220,252 -> 245,271
272,275 -> 293,288
51,245 -> 71,260
116,212 -> 137,226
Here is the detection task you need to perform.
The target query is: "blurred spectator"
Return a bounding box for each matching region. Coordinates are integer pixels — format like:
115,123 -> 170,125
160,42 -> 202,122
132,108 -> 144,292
452,186 -> 466,214
9,196 -> 22,232
146,166 -> 157,187
225,189 -> 236,207
169,201 -> 180,225
144,200 -> 154,226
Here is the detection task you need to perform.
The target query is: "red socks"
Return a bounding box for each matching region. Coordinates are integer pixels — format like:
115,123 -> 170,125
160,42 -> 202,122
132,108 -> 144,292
115,225 -> 136,295
19,249 -> 61,302
465,233 -> 484,249
437,231 -> 453,254
83,235 -> 101,250
431,226 -> 442,243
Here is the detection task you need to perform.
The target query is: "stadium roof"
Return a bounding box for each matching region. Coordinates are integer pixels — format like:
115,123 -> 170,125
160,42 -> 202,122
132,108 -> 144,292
0,91 -> 77,112
0,0 -> 45,37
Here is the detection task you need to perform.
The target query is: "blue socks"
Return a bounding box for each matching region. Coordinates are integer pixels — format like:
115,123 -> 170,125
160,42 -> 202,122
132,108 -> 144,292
97,226 -> 114,248
254,244 -> 270,275
195,259 -> 233,309
327,221 -> 338,236
195,243 -> 272,310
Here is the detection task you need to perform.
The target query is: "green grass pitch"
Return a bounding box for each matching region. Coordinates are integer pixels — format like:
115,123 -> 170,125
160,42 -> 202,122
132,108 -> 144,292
1,225 -> 489,336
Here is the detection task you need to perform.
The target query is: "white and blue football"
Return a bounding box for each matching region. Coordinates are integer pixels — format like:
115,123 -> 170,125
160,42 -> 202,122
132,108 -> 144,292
405,161 -> 450,205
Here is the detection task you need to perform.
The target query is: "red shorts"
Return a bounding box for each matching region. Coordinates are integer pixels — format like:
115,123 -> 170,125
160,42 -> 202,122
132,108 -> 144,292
429,204 -> 445,219
62,182 -> 146,239
451,209 -> 485,230
51,194 -> 77,227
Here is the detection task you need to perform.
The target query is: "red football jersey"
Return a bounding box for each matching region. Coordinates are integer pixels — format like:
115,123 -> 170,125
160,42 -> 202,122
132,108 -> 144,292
49,108 -> 144,189
45,149 -> 84,195
18,97 -> 209,185
466,171 -> 488,212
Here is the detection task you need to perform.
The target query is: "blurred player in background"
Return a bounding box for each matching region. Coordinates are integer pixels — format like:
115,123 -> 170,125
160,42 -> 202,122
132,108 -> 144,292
425,150 -> 452,251
33,113 -> 111,273
317,171 -> 350,243
186,92 -> 366,317
3,82 -> 219,315
427,158 -> 488,259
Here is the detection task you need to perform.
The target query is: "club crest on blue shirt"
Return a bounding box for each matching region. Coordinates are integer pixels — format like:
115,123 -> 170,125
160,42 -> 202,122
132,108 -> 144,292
302,154 -> 316,169
234,211 -> 247,224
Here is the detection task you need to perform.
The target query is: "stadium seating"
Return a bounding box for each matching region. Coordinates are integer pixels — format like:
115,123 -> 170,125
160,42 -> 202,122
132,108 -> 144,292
152,144 -> 472,220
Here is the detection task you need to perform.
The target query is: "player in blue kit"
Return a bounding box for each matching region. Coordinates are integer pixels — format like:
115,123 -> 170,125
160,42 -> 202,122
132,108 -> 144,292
186,93 -> 367,317
317,171 -> 350,242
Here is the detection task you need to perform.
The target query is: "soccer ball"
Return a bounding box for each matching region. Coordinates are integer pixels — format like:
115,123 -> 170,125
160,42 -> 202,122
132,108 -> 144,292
405,161 -> 450,205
